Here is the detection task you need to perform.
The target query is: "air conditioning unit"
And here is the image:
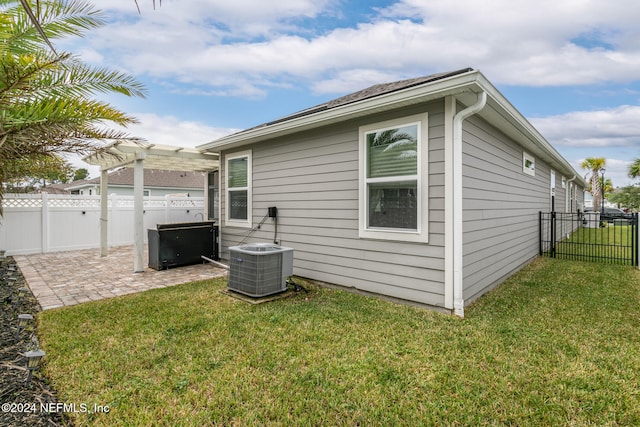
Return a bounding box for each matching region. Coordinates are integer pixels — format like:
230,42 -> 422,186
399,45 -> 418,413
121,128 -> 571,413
228,243 -> 294,297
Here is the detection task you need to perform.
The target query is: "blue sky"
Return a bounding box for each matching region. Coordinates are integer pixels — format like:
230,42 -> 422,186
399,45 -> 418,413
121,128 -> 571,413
61,0 -> 640,187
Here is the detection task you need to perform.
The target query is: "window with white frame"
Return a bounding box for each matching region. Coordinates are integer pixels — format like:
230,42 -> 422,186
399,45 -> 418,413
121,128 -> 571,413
359,113 -> 428,243
225,150 -> 251,227
523,152 -> 535,176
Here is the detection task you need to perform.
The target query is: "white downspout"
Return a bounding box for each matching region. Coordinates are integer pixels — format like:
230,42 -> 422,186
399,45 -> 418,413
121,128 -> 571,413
566,175 -> 577,212
453,91 -> 486,318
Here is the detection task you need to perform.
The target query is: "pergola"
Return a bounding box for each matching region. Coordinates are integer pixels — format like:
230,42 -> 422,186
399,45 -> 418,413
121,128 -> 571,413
83,140 -> 219,273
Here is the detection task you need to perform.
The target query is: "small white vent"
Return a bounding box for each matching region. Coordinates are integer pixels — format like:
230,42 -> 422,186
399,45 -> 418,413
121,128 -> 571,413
228,243 -> 293,297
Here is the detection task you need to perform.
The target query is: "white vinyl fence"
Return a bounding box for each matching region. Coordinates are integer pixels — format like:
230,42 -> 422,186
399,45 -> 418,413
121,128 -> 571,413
0,193 -> 205,255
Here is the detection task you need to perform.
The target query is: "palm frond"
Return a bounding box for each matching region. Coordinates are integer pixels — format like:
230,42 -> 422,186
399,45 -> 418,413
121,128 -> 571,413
134,0 -> 162,14
50,57 -> 149,98
1,0 -> 148,216
2,53 -> 148,101
18,0 -> 59,56
1,123 -> 143,161
5,0 -> 105,55
3,97 -> 140,138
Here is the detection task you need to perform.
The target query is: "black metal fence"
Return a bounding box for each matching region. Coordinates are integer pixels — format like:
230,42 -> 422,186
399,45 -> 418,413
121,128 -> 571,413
540,211 -> 639,266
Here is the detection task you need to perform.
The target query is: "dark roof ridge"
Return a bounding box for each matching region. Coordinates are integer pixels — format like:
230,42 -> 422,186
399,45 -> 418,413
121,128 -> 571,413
262,68 -> 473,128
214,68 -> 474,138
326,68 -> 474,109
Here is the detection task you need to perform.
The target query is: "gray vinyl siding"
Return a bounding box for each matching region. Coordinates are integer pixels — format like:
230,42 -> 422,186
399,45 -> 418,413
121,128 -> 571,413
461,115 -> 554,303
220,101 -> 448,307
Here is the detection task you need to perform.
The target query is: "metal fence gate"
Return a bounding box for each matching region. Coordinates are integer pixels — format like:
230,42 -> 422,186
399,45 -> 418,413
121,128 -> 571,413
540,211 -> 639,265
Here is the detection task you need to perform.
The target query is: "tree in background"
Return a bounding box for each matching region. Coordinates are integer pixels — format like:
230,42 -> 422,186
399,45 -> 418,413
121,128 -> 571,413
0,0 -> 147,214
629,158 -> 640,181
600,176 -> 613,201
609,186 -> 640,210
580,157 -> 606,211
73,168 -> 89,181
3,154 -> 74,192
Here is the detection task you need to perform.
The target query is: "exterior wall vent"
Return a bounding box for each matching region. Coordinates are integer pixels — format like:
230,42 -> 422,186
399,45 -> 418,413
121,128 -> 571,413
227,243 -> 293,297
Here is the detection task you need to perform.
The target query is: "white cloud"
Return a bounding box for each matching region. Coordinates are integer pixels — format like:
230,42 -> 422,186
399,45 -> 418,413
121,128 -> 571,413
66,114 -> 238,179
531,105 -> 640,147
312,69 -> 405,94
73,0 -> 640,97
534,105 -> 640,187
118,113 -> 239,147
90,0 -> 339,38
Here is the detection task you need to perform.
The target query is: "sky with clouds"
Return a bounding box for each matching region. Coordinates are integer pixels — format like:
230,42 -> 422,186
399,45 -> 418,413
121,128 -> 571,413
60,0 -> 640,188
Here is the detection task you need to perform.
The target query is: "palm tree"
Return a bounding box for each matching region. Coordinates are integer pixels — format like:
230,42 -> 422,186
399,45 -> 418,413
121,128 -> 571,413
0,0 -> 147,214
629,158 -> 640,181
580,157 -> 606,211
601,177 -> 613,200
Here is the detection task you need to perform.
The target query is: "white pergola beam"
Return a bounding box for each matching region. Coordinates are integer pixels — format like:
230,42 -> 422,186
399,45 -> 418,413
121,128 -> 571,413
84,142 -> 219,172
100,168 -> 108,257
111,143 -> 217,162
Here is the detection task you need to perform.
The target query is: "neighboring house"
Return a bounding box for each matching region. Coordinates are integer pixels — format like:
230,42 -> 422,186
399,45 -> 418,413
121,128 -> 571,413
197,68 -> 587,316
30,183 -> 75,194
66,168 -> 205,197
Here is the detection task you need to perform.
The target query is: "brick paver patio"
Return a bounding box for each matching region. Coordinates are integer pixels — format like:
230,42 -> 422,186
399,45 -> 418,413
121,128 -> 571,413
13,246 -> 227,310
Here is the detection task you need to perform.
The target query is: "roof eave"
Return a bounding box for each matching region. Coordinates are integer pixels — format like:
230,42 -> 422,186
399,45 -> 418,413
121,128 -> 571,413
199,69 -> 586,188
197,69 -> 481,152
473,73 -> 588,187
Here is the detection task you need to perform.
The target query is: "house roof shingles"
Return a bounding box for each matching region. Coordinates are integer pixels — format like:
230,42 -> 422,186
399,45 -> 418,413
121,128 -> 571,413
237,68 -> 475,134
199,67 -> 587,188
324,68 -> 474,110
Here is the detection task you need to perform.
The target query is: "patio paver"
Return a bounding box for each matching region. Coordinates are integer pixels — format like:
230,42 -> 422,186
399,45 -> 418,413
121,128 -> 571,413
13,246 -> 227,310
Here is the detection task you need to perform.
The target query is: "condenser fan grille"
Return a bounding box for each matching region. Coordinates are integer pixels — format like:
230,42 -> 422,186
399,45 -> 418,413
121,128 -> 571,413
227,243 -> 293,297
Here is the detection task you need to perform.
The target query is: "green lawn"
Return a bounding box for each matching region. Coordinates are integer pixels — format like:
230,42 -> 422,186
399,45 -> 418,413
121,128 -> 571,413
549,224 -> 637,265
38,258 -> 640,426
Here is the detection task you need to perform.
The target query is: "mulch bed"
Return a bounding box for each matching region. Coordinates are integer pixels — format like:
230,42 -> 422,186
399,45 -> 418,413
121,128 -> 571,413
1,255 -> 67,426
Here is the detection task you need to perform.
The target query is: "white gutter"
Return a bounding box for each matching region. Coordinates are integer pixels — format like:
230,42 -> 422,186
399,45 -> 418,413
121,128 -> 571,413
453,91 -> 487,318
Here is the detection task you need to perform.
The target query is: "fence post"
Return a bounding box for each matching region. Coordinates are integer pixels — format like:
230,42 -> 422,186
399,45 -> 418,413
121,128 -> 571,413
41,192 -> 49,254
165,195 -> 170,223
539,211 -> 542,256
110,194 -> 117,247
636,213 -> 639,270
550,211 -> 556,258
